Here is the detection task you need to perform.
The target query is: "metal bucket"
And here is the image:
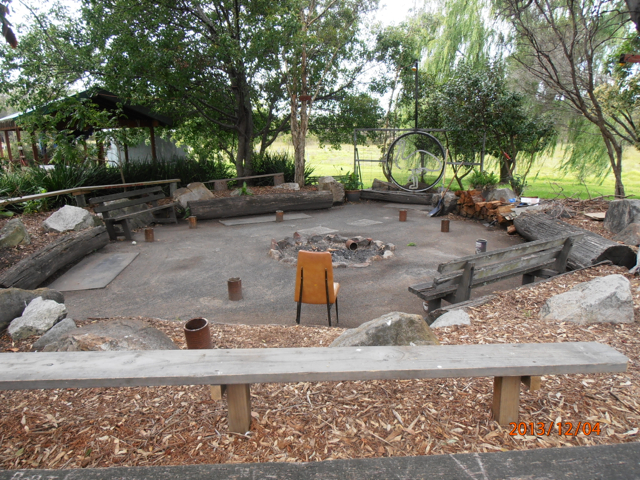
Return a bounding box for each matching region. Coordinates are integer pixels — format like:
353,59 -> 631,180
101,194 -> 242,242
441,220 -> 450,232
145,227 -> 154,242
475,239 -> 487,254
275,210 -> 284,222
399,209 -> 407,222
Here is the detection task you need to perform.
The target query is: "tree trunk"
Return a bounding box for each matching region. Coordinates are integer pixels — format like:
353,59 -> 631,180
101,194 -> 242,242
513,213 -> 636,270
234,72 -> 254,179
291,98 -> 308,187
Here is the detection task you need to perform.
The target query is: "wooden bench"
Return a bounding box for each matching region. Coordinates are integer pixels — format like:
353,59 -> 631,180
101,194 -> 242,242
0,342 -> 627,433
409,234 -> 584,312
205,172 -> 285,191
90,186 -> 177,241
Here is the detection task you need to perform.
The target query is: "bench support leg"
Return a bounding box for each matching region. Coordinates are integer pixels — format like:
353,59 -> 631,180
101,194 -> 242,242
227,384 -> 252,433
492,376 -> 520,425
522,273 -> 536,285
521,375 -> 541,392
75,194 -> 87,208
210,384 -> 227,401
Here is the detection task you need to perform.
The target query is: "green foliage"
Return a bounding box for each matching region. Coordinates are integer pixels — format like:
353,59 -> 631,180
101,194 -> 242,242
239,182 -> 253,196
468,170 -> 499,188
508,174 -> 528,196
22,187 -> 48,214
341,170 -> 361,190
251,151 -> 314,186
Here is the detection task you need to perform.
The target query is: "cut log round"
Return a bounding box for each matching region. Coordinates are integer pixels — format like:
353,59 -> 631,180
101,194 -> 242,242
189,191 -> 334,220
0,226 -> 109,289
514,213 -> 636,270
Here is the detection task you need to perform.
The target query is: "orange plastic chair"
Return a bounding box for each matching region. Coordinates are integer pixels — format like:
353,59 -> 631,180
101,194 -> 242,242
295,251 -> 340,326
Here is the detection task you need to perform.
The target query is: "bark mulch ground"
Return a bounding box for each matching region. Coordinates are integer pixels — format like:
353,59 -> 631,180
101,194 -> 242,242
0,264 -> 638,470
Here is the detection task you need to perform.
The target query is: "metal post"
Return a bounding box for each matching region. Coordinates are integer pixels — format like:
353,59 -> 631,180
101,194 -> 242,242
414,60 -> 419,130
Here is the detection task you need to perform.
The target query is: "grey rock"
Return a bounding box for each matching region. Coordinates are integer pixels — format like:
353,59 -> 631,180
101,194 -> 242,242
539,274 -> 634,325
484,188 -> 517,203
604,200 -> 640,234
105,199 -> 154,230
0,287 -> 64,332
274,182 -> 300,191
43,319 -> 178,352
430,310 -> 471,328
613,223 -> 640,246
442,192 -> 458,215
329,311 -> 439,347
32,318 -> 77,351
43,205 -> 94,233
8,297 -> 67,340
0,218 -> 30,248
173,182 -> 214,209
317,176 -> 345,204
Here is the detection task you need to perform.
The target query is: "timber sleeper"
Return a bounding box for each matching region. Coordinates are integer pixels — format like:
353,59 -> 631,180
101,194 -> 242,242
0,342 -> 627,434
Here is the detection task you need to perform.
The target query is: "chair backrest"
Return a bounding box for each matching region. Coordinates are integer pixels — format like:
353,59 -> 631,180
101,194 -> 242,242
295,251 -> 336,304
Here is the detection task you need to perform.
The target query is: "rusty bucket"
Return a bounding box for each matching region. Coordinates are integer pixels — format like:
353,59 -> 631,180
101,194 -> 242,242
399,209 -> 407,222
188,216 -> 197,229
441,219 -> 450,233
145,227 -> 154,242
228,277 -> 243,301
183,317 -> 212,350
275,210 -> 284,222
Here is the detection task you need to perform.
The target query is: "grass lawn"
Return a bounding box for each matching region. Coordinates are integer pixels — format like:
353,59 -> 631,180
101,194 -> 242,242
269,136 -> 640,200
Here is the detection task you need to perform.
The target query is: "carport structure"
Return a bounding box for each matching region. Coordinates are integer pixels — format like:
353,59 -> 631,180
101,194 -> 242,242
0,89 -> 173,164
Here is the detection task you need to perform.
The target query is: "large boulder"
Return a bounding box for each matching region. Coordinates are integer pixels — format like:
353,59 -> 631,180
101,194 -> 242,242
31,317 -> 77,351
539,274 -> 634,325
0,287 -> 65,332
330,312 -> 439,347
43,205 -> 95,233
484,187 -> 517,203
42,318 -> 178,352
430,310 -> 471,328
431,192 -> 458,215
173,182 -> 214,209
317,176 -> 345,204
0,218 -> 30,248
604,200 -> 640,234
613,223 -> 640,246
274,182 -> 300,191
8,297 -> 67,340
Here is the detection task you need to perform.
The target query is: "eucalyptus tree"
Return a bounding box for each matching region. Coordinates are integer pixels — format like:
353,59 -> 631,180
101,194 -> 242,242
499,0 -> 635,197
282,0 -> 378,185
1,0 -> 17,48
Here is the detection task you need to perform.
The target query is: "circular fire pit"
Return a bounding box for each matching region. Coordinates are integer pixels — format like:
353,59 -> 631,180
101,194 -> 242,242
269,233 -> 395,268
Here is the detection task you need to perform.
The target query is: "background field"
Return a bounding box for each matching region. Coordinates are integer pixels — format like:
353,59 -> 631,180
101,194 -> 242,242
269,136 -> 640,199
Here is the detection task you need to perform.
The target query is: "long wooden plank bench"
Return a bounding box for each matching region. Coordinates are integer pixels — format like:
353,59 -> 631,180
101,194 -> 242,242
90,186 -> 177,241
205,172 -> 285,191
409,233 -> 584,312
0,342 -> 627,434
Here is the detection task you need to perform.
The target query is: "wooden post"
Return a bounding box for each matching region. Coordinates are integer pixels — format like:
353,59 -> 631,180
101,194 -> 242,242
31,138 -> 39,163
169,181 -> 177,197
0,133 -> 4,158
75,194 -> 87,208
124,144 -> 129,165
210,385 -> 227,401
522,273 -> 536,285
274,173 -> 285,186
227,384 -> 251,433
492,376 -> 521,425
15,129 -> 26,164
454,261 -> 475,303
553,237 -> 575,273
521,375 -> 541,392
149,124 -> 157,163
4,131 -> 12,162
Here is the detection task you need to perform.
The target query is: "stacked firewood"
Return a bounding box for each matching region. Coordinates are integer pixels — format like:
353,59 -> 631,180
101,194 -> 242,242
454,190 -> 517,230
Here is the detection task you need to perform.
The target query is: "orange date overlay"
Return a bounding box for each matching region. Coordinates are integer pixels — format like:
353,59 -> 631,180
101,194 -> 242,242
509,422 -> 601,436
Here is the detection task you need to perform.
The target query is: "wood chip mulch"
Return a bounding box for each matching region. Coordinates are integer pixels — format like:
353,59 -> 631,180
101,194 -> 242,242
0,264 -> 638,470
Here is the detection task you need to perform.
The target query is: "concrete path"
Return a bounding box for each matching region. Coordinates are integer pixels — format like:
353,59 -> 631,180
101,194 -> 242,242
54,202 -> 522,328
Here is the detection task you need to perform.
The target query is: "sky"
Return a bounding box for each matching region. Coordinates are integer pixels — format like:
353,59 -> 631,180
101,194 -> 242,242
9,0 -> 420,28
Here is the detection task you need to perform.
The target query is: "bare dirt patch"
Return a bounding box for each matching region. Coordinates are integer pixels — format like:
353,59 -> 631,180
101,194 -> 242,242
0,264 -> 638,470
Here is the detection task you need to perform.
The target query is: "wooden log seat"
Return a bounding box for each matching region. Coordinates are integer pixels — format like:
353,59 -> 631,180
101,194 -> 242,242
0,342 -> 627,433
90,186 -> 177,241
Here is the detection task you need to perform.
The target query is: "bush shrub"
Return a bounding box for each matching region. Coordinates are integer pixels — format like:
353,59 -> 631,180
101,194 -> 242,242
251,151 -> 314,186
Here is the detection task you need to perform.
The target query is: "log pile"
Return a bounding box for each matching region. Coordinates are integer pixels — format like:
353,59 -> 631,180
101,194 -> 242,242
455,190 -> 516,227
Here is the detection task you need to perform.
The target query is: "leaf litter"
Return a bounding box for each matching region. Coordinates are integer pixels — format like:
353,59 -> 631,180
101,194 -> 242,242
0,263 -> 639,470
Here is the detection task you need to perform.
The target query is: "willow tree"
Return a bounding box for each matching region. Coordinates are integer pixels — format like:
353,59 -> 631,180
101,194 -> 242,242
283,0 -> 378,186
499,0 -> 634,197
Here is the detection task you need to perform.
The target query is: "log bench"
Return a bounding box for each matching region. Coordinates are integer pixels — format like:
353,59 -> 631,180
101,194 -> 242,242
205,172 -> 285,191
0,342 -> 627,434
90,186 -> 177,241
409,233 -> 584,312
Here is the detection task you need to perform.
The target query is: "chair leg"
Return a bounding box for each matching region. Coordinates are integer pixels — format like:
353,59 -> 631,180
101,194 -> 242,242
325,269 -> 331,327
335,297 -> 339,326
296,269 -> 303,325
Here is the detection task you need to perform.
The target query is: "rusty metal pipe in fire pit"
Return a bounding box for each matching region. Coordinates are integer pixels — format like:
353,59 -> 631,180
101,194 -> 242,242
345,239 -> 358,251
